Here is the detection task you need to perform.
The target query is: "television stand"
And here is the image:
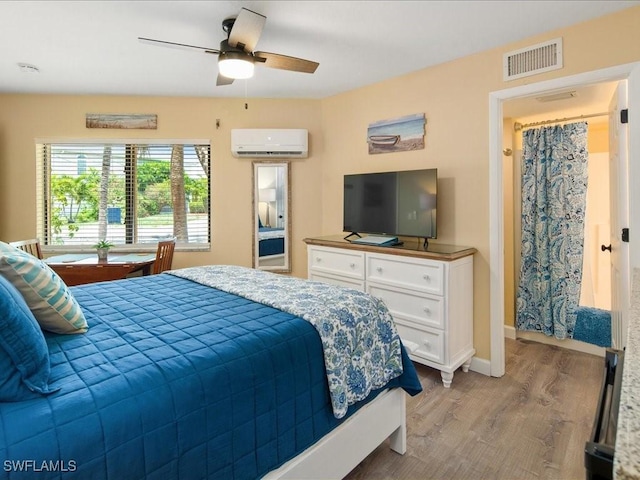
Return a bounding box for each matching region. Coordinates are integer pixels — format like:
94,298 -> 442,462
343,232 -> 362,241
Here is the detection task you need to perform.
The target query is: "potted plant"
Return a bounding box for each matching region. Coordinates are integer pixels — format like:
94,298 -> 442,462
93,240 -> 113,260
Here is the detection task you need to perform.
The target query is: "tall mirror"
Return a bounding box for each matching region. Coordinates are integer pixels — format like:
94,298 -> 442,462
252,161 -> 291,273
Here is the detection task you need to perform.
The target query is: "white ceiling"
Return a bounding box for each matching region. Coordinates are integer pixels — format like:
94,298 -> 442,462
0,1 -> 638,99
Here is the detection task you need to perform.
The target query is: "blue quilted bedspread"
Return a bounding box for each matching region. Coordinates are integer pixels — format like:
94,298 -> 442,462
169,265 -> 405,419
0,273 -> 421,479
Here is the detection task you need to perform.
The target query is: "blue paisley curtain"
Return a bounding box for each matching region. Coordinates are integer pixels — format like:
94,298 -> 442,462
516,122 -> 588,339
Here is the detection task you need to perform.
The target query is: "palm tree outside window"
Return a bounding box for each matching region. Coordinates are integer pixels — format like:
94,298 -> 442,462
35,141 -> 211,251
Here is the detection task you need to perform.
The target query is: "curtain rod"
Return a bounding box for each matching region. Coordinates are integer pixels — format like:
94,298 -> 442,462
513,112 -> 608,132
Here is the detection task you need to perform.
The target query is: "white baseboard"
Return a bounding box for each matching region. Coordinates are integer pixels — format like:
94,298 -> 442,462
469,357 -> 491,376
504,325 -> 517,340
503,325 -> 605,357
453,322 -> 602,380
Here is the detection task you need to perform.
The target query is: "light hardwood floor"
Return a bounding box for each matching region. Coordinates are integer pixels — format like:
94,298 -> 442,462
345,338 -> 603,480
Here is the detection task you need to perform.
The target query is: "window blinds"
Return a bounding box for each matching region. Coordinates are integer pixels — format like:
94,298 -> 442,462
35,140 -> 211,249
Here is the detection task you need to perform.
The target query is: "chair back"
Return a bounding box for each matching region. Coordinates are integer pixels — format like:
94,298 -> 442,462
153,238 -> 176,274
9,238 -> 43,259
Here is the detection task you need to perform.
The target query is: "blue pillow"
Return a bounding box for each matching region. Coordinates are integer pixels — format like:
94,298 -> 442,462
0,274 -> 58,401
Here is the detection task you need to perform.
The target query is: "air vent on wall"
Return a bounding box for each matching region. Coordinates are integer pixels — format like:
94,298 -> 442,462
503,38 -> 563,81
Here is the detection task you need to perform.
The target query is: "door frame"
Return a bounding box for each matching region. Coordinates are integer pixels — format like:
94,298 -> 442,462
488,62 -> 640,377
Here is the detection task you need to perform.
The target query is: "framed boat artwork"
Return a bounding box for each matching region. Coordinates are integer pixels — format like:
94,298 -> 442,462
367,113 -> 426,154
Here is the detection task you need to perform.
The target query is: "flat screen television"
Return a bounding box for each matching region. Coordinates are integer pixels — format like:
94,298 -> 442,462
343,168 -> 437,239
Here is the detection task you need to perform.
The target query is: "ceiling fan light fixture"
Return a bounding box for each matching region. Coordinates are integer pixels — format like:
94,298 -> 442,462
140,8 -> 318,87
219,52 -> 255,79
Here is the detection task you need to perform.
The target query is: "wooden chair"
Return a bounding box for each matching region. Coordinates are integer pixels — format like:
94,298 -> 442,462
153,238 -> 176,274
9,238 -> 43,259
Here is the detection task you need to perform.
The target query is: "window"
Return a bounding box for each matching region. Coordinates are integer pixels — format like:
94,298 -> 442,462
36,140 -> 211,250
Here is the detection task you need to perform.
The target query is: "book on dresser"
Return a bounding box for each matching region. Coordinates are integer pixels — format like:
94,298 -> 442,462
303,235 -> 476,388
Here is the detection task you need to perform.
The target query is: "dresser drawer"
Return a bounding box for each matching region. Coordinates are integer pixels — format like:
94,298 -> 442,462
366,254 -> 444,295
308,247 -> 365,279
367,284 -> 444,329
306,239 -> 474,387
395,323 -> 445,365
309,272 -> 365,292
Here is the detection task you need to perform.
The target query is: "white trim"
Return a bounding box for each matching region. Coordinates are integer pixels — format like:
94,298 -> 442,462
504,325 -> 517,340
489,62 -> 640,377
510,329 -> 606,358
468,356 -> 492,377
629,66 -> 640,270
489,93 -> 506,378
263,388 -> 406,479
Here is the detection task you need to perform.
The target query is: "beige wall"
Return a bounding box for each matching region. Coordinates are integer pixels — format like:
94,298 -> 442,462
1,6 -> 639,363
589,123 -> 609,153
0,95 -> 323,278
320,6 -> 640,360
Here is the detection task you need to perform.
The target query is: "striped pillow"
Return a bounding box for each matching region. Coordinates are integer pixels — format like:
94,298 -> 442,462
0,242 -> 87,334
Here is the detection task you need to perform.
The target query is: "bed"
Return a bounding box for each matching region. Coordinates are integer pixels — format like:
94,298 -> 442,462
258,228 -> 285,258
0,250 -> 421,480
258,227 -> 285,258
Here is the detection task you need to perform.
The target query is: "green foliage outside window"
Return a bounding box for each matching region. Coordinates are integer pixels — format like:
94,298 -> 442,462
41,142 -> 210,247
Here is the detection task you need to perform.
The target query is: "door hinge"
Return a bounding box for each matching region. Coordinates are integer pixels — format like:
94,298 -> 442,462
621,109 -> 628,124
622,228 -> 629,243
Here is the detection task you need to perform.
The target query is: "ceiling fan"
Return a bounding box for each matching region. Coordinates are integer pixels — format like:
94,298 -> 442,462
138,7 -> 319,86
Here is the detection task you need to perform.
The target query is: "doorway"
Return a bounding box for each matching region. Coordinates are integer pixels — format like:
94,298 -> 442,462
503,82 -> 616,353
488,62 -> 640,378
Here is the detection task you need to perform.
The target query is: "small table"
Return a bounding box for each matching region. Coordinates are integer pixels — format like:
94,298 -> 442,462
45,253 -> 156,286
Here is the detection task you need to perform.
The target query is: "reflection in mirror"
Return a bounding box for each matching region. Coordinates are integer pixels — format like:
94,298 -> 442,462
253,161 -> 291,273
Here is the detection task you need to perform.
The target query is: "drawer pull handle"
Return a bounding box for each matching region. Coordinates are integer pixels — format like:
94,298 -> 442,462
376,267 -> 383,273
350,263 -> 356,268
316,257 -> 322,263
423,274 -> 431,282
422,340 -> 430,348
403,340 -> 420,354
423,307 -> 431,315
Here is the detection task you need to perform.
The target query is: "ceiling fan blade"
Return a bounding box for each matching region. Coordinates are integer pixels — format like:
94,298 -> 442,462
254,52 -> 319,74
138,37 -> 220,55
216,73 -> 234,86
228,8 -> 266,52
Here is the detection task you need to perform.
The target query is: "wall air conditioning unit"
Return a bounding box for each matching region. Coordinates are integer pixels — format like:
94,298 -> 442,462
231,129 -> 308,158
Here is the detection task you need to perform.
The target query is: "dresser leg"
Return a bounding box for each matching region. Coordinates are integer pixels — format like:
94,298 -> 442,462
441,371 -> 454,388
462,358 -> 472,373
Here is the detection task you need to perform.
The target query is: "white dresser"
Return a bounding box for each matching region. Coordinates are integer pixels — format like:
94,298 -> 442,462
304,236 -> 476,388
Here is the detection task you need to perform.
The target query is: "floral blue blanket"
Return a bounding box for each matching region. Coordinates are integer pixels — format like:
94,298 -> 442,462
168,265 -> 404,418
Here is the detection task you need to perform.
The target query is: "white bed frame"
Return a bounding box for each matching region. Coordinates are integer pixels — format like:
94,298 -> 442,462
263,388 -> 407,479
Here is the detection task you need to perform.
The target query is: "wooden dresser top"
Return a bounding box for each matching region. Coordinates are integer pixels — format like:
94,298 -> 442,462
303,235 -> 476,262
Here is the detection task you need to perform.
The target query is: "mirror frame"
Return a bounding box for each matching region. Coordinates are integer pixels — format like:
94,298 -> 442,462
252,161 -> 291,273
